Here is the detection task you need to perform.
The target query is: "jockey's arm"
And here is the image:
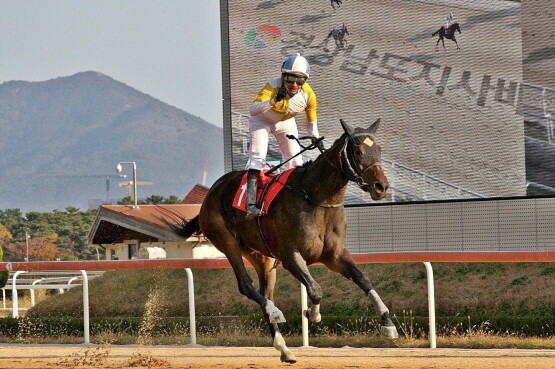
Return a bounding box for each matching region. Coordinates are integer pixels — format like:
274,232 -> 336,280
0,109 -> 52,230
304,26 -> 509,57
250,81 -> 280,116
304,87 -> 318,137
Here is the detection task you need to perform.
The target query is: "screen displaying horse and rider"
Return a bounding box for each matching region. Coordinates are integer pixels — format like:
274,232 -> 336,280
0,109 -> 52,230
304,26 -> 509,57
223,0 -> 555,205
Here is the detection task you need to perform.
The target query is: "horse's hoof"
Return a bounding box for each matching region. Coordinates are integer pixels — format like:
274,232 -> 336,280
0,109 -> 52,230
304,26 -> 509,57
270,311 -> 286,324
280,351 -> 297,363
380,325 -> 399,339
303,309 -> 321,323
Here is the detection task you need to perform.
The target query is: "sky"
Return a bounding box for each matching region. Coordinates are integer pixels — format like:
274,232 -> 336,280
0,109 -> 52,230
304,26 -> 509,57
0,0 -> 223,127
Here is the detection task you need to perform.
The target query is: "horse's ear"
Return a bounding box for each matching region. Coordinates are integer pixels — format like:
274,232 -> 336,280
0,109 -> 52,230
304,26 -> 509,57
340,119 -> 355,136
368,118 -> 381,134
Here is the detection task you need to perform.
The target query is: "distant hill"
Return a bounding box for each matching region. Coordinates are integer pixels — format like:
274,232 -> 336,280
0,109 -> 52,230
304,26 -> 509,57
0,71 -> 224,213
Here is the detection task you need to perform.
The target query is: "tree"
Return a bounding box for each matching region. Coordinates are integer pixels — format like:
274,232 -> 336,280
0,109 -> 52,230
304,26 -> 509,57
117,195 -> 181,205
0,224 -> 12,239
0,224 -> 10,288
4,234 -> 60,261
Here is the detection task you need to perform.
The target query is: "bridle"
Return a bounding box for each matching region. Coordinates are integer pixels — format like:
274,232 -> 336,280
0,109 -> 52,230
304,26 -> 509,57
323,133 -> 383,189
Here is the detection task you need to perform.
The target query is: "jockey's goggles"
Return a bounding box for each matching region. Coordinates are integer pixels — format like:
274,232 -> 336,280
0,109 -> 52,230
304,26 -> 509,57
283,74 -> 307,85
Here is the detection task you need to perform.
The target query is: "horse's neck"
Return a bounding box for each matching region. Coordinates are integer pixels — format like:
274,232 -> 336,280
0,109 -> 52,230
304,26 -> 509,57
300,135 -> 350,203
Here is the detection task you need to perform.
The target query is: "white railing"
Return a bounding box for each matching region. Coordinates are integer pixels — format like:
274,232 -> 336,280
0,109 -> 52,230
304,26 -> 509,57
2,271 -> 105,318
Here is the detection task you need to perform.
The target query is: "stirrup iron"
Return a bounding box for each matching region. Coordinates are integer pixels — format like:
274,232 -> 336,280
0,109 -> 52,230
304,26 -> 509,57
245,204 -> 265,220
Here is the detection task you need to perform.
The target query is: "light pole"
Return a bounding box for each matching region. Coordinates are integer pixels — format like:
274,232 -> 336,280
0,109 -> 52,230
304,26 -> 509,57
25,233 -> 30,262
116,162 -> 140,209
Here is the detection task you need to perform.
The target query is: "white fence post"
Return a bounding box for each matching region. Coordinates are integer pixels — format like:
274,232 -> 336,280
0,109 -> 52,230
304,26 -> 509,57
31,280 -> 40,306
80,270 -> 90,344
423,262 -> 436,348
185,268 -> 196,345
301,284 -> 309,347
11,271 -> 26,318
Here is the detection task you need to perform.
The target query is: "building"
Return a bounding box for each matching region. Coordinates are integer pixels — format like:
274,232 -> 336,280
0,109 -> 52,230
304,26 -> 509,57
86,185 -> 224,260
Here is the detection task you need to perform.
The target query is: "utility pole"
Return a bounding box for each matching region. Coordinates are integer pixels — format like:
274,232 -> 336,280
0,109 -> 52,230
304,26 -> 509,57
25,233 -> 30,262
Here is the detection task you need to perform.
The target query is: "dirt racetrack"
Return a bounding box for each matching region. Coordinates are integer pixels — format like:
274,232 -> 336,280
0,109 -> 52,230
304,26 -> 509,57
1,344 -> 554,369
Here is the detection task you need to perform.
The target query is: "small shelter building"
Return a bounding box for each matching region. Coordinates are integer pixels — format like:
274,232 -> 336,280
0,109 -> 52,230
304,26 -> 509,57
87,185 -> 224,260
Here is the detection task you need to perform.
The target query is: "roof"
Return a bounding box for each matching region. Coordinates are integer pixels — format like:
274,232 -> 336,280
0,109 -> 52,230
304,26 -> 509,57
181,184 -> 209,204
87,204 -> 201,245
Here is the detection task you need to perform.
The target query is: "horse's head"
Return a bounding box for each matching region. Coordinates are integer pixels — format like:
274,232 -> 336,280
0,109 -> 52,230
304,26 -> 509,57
340,118 -> 389,200
452,22 -> 461,33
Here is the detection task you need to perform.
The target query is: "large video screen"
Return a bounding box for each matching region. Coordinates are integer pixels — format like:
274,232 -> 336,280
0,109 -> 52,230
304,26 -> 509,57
222,0 -> 555,205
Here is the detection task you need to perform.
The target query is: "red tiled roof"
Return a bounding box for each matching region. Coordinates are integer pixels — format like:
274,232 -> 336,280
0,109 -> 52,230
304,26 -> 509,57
181,184 -> 209,204
88,204 -> 202,244
101,204 -> 200,230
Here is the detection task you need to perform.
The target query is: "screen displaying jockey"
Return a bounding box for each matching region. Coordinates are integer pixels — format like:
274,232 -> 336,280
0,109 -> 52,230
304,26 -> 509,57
245,53 -> 318,220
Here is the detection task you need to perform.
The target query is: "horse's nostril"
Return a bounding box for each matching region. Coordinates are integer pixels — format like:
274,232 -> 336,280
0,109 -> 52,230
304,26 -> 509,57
375,183 -> 385,193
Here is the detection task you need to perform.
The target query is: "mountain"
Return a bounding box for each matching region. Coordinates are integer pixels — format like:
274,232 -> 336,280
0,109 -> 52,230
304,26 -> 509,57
0,71 -> 224,213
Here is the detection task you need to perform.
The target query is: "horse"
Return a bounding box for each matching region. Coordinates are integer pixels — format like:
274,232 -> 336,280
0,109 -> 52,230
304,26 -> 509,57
432,22 -> 461,50
327,25 -> 349,48
169,119 -> 398,363
331,0 -> 342,9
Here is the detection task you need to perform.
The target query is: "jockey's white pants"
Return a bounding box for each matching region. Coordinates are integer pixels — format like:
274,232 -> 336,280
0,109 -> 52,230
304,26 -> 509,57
247,115 -> 303,171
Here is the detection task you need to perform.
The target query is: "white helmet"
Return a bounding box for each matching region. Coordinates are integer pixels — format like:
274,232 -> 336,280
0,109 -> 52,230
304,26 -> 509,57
281,53 -> 310,78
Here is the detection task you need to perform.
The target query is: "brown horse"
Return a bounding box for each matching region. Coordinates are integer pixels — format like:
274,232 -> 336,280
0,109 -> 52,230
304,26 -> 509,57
170,119 -> 398,363
432,22 -> 461,50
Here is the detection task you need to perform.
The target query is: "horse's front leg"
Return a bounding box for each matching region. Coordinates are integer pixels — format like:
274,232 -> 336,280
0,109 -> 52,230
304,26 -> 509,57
226,251 -> 290,351
454,37 -> 460,50
281,251 -> 323,323
243,252 -> 297,363
323,250 -> 399,339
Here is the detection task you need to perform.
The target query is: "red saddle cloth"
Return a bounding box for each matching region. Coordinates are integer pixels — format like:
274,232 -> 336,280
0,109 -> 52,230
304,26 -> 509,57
232,168 -> 296,214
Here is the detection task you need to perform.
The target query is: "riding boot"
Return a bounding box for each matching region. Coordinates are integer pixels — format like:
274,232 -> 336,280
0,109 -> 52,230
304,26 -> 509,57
245,169 -> 265,220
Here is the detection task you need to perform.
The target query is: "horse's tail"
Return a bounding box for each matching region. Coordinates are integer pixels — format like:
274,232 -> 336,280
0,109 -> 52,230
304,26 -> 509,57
432,29 -> 440,37
165,215 -> 202,238
327,30 -> 332,38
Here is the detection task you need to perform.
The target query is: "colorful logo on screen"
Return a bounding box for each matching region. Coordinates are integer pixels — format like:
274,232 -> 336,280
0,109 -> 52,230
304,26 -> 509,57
245,25 -> 281,48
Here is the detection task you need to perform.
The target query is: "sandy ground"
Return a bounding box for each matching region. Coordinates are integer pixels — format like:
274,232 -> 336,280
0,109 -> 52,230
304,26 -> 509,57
0,345 -> 554,369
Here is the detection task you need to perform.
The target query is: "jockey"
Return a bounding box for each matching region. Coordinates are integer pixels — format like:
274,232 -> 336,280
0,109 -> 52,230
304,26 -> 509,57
443,13 -> 454,32
335,23 -> 349,35
245,53 -> 318,220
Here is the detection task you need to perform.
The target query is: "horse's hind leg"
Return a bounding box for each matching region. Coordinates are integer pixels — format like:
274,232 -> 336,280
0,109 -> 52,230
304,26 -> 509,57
243,252 -> 296,363
281,252 -> 323,323
323,250 -> 399,339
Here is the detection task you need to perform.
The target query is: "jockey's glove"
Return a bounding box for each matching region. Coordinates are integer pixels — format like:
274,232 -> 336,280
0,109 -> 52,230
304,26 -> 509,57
310,136 -> 325,152
275,83 -> 288,102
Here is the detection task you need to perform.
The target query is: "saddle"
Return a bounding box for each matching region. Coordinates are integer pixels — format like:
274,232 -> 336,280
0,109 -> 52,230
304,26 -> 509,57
232,168 -> 296,214
443,26 -> 451,35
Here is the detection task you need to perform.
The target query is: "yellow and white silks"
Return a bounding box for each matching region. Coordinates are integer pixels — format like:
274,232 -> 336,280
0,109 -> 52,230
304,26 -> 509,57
247,77 -> 318,171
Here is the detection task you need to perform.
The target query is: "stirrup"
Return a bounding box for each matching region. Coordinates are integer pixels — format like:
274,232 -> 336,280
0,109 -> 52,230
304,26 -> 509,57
245,204 -> 265,220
